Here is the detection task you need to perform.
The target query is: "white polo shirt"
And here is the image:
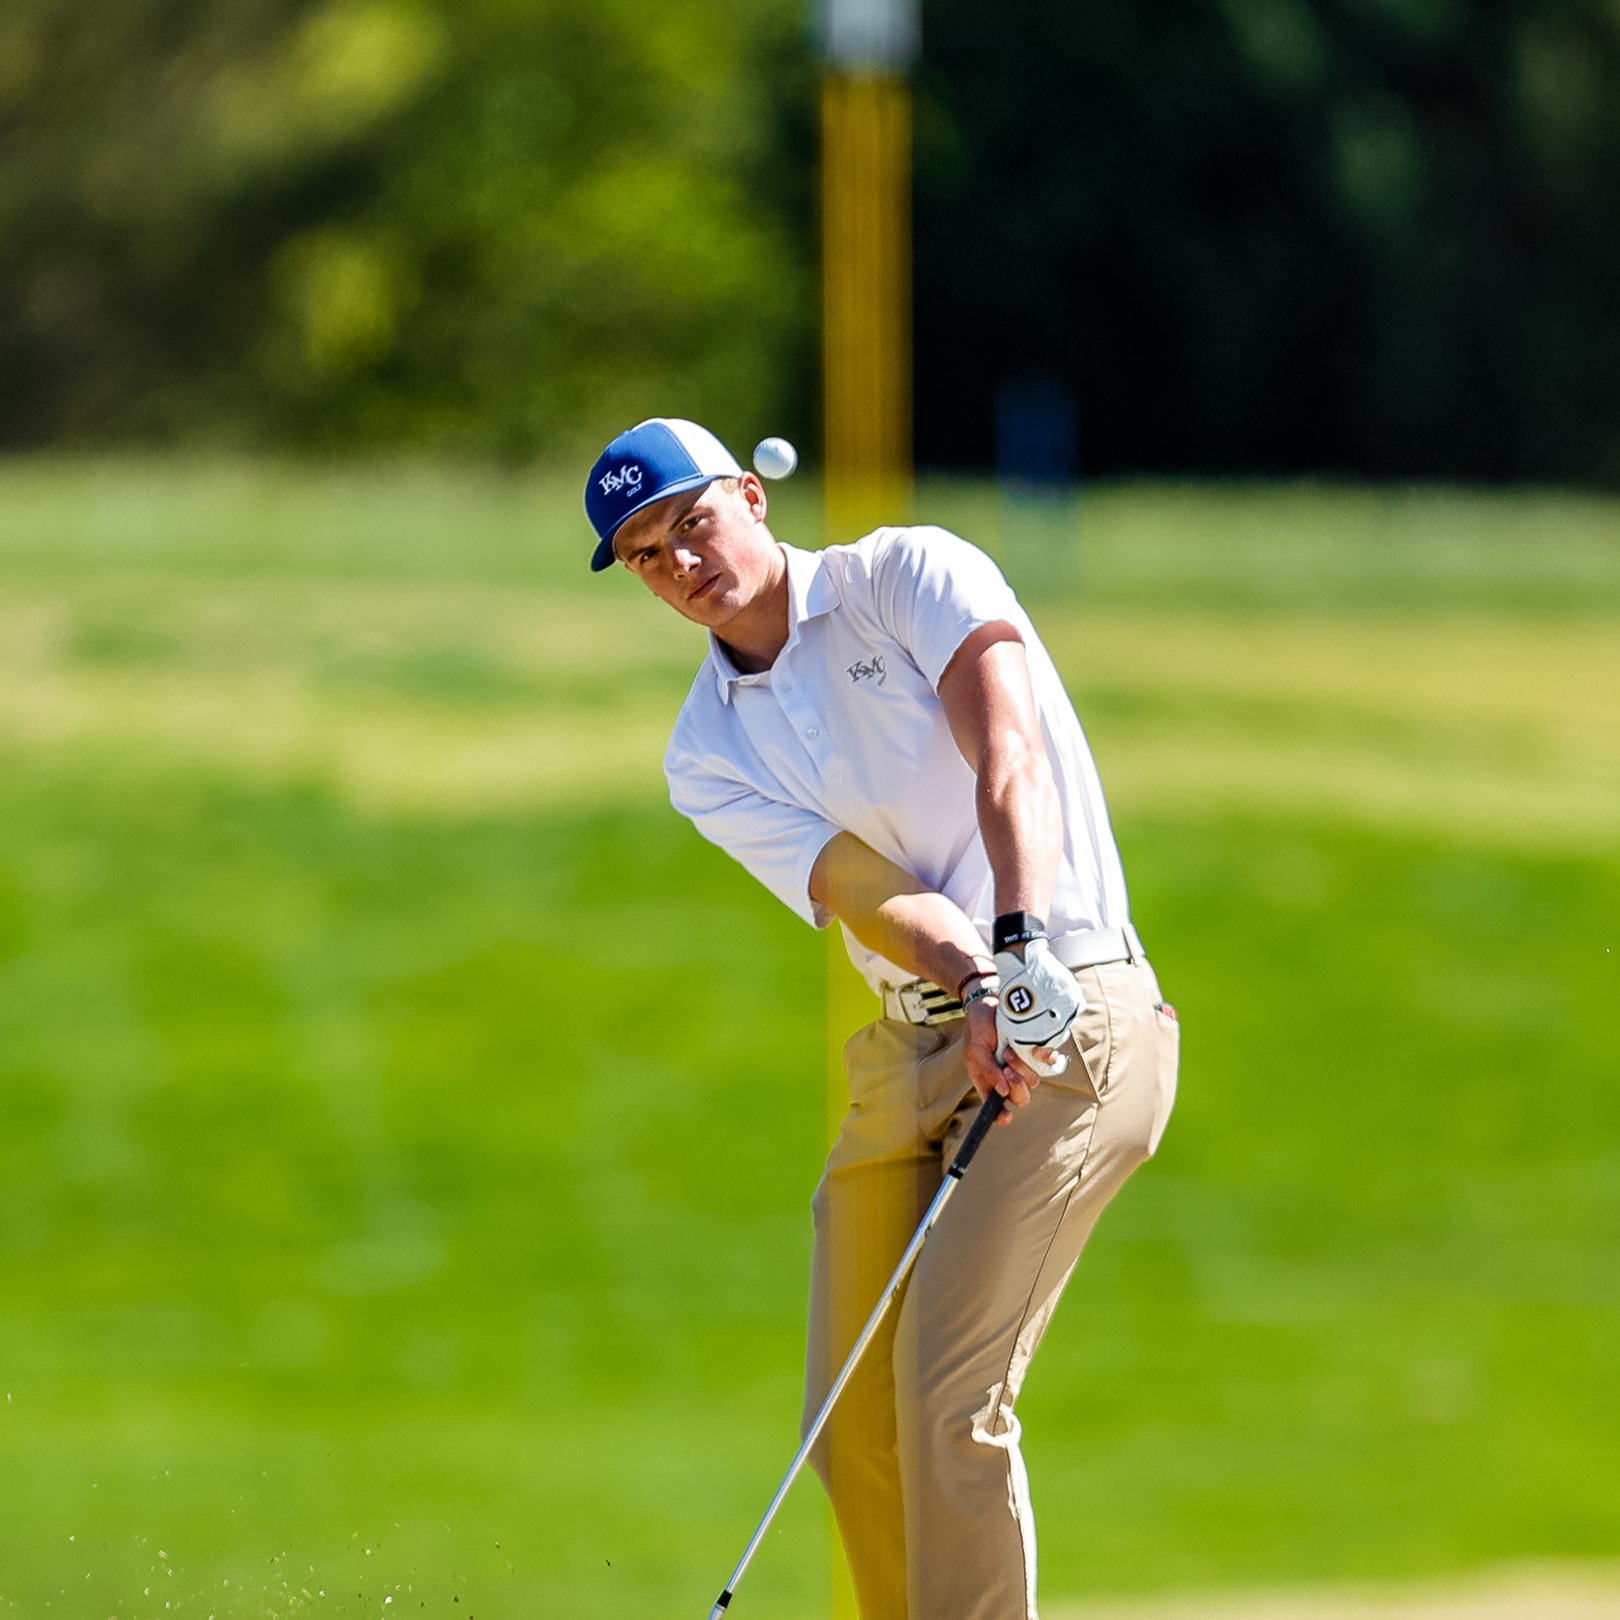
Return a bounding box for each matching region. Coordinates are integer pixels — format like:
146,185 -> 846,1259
664,526 -> 1131,993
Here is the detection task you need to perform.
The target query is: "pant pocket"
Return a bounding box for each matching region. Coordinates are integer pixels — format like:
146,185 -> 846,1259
1049,970 -> 1112,1100
1147,1002 -> 1180,1156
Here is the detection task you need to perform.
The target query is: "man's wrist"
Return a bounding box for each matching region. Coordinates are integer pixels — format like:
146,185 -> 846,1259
992,911 -> 1046,953
954,957 -> 999,1000
960,979 -> 999,1012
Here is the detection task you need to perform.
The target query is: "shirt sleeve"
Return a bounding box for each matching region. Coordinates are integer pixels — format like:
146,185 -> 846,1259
665,742 -> 842,929
866,526 -> 1025,689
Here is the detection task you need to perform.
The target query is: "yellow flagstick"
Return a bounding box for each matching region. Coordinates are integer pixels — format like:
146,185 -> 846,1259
819,3 -> 917,1614
822,72 -> 912,541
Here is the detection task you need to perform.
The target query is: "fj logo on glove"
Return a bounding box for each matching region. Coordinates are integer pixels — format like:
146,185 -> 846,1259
1006,985 -> 1034,1015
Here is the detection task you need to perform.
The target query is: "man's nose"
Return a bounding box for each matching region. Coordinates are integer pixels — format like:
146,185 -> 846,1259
671,545 -> 701,576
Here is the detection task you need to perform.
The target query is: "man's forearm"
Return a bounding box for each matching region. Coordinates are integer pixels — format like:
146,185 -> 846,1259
864,890 -> 997,996
810,832 -> 994,993
938,626 -> 1063,928
809,829 -> 1053,1109
975,729 -> 1062,921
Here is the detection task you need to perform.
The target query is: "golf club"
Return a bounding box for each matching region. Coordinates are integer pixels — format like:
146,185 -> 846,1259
706,1086 -> 1009,1618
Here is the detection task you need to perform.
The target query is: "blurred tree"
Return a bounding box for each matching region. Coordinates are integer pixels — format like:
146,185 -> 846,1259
3,0 -> 1618,480
914,0 -> 1620,482
0,0 -> 813,457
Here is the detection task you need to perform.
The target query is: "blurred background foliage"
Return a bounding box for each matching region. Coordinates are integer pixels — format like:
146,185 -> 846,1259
914,0 -> 1620,481
2,0 -> 1618,477
0,0 -> 811,461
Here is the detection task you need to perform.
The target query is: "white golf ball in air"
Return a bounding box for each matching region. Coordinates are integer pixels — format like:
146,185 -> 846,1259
752,437 -> 798,479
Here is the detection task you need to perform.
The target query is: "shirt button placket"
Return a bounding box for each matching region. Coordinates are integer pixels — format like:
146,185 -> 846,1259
776,667 -> 828,766
802,716 -> 831,766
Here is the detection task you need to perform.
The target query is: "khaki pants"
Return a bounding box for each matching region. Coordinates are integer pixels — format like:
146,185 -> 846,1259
803,956 -> 1179,1620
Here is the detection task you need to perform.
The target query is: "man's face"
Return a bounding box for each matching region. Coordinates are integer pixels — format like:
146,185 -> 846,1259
613,475 -> 778,632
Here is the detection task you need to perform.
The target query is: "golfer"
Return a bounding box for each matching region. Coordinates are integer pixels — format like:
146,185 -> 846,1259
584,418 -> 1179,1620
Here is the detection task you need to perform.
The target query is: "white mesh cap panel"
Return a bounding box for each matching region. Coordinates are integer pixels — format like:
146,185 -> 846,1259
656,419 -> 745,479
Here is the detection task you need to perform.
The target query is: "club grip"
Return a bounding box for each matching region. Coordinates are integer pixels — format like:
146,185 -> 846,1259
947,1090 -> 1008,1179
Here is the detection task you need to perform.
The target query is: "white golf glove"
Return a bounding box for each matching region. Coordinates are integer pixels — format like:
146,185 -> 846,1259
993,938 -> 1086,1078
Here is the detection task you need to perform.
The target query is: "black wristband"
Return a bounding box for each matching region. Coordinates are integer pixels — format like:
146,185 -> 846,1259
992,911 -> 1046,952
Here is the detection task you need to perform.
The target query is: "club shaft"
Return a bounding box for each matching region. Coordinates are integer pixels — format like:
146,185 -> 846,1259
707,1090 -> 1004,1618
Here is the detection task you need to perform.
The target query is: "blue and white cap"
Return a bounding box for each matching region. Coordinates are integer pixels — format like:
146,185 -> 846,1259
584,418 -> 744,572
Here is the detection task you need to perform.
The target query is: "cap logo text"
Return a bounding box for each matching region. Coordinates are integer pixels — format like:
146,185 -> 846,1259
600,463 -> 644,498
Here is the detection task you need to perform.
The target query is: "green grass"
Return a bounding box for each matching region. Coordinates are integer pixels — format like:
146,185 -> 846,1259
0,460 -> 1616,1618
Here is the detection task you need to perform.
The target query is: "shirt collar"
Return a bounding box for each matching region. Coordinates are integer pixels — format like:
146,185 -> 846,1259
708,543 -> 838,703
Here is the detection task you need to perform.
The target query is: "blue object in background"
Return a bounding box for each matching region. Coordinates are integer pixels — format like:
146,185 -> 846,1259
995,376 -> 1080,492
994,376 -> 1082,592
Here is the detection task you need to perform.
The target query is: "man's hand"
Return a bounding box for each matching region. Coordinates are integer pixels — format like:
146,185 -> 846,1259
806,831 -> 1070,1122
993,939 -> 1085,1077
963,993 -> 1050,1122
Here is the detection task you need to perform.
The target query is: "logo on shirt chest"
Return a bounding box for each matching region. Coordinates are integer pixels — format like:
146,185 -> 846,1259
846,653 -> 887,687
